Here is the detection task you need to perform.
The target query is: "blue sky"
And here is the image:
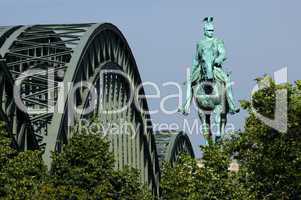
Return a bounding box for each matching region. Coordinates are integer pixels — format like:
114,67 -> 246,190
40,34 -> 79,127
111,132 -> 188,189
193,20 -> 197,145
1,0 -> 300,156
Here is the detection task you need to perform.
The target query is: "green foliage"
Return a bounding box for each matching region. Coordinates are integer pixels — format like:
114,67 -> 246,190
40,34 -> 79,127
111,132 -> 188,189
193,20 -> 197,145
160,155 -> 198,199
42,134 -> 114,199
0,123 -> 152,200
228,79 -> 301,199
111,167 -> 153,200
161,149 -> 254,200
37,133 -> 152,199
194,144 -> 255,200
1,78 -> 300,199
0,123 -> 17,170
0,122 -> 47,200
161,79 -> 301,200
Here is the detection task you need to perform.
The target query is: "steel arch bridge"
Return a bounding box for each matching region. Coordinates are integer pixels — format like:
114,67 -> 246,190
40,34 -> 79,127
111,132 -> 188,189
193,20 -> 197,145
155,130 -> 195,167
0,23 -> 195,196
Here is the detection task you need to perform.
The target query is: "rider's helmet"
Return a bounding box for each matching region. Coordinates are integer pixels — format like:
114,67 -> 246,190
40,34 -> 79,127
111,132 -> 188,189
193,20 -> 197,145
203,17 -> 214,38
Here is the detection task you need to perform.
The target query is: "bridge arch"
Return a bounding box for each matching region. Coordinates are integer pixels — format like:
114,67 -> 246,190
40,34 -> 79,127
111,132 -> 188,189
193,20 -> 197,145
0,23 -> 195,196
155,130 -> 195,167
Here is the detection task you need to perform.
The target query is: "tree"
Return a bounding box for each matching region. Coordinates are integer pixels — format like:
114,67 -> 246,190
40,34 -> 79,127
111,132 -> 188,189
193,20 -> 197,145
194,144 -> 254,200
160,154 -> 198,200
0,121 -> 152,200
160,78 -> 301,199
160,149 -> 253,200
36,132 -> 152,200
0,122 -> 47,200
231,79 -> 301,199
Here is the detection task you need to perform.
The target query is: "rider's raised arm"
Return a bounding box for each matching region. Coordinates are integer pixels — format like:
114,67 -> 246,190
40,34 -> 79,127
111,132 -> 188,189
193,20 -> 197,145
215,39 -> 227,66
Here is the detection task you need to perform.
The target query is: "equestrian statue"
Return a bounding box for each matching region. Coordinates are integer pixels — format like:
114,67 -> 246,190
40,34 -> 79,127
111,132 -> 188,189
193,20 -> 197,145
179,17 -> 240,143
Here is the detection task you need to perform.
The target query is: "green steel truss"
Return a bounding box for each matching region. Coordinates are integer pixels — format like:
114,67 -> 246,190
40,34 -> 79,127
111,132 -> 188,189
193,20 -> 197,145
155,130 -> 195,167
0,23 -> 195,196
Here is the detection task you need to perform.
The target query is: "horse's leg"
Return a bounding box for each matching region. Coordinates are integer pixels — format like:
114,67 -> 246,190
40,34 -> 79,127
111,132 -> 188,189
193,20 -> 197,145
220,113 -> 227,137
180,75 -> 193,114
214,67 -> 239,114
205,114 -> 212,141
212,105 -> 220,143
198,110 -> 210,145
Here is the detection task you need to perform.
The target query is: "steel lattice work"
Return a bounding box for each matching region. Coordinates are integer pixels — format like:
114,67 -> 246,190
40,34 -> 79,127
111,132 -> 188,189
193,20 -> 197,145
0,23 -> 195,196
155,130 -> 195,167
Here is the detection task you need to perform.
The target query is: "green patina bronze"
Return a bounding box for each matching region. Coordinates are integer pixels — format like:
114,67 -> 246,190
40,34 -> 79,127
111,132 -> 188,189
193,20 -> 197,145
179,17 -> 240,142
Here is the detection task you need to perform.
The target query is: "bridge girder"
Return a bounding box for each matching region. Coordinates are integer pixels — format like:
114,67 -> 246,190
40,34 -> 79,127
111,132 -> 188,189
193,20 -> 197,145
0,23 -> 195,196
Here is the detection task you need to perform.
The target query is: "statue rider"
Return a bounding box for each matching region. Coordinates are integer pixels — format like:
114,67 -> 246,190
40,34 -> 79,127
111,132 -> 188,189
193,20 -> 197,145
180,17 -> 240,115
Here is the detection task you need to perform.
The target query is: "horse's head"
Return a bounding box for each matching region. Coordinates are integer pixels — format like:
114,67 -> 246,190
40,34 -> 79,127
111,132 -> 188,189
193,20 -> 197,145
198,50 -> 215,97
201,50 -> 215,81
195,51 -> 224,111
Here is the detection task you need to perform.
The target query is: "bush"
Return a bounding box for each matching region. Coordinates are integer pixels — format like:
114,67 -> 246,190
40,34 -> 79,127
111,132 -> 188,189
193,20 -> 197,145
230,79 -> 301,199
0,123 -> 152,200
161,149 -> 254,200
0,123 -> 47,200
